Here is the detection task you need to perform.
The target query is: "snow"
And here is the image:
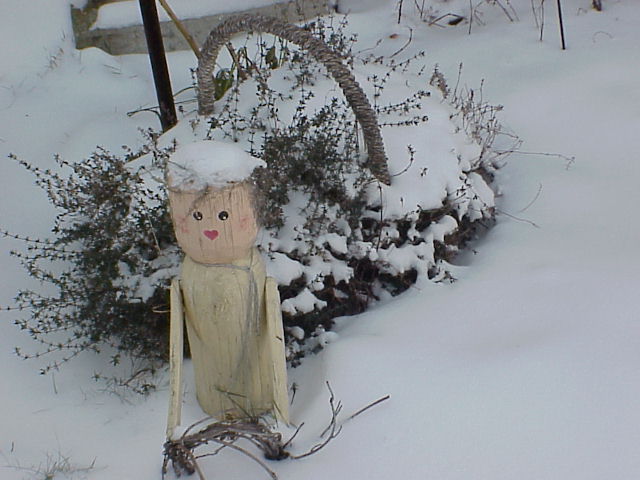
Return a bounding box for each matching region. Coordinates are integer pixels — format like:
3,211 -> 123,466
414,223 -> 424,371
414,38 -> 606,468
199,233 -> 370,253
2,1 -> 640,479
167,140 -> 266,191
93,0 -> 294,29
282,288 -> 328,315
265,251 -> 305,284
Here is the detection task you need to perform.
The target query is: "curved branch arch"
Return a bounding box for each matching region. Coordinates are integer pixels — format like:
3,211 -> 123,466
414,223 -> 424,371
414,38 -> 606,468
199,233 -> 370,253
197,14 -> 391,185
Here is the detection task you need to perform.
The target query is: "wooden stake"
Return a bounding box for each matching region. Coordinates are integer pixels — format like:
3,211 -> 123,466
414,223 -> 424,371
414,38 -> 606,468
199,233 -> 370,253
166,278 -> 184,439
265,277 -> 290,423
138,0 -> 177,131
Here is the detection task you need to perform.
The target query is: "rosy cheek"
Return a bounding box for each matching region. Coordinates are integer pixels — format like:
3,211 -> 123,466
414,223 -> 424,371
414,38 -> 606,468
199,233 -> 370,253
178,218 -> 190,234
239,216 -> 252,230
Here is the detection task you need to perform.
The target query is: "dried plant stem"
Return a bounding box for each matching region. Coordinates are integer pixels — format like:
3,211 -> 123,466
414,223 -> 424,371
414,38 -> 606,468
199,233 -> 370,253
390,26 -> 413,58
516,183 -> 543,214
347,395 -> 391,422
157,0 -> 200,57
213,440 -> 278,480
556,0 -> 566,49
163,383 -> 390,478
493,0 -> 518,22
293,382 -> 343,459
539,0 -> 545,42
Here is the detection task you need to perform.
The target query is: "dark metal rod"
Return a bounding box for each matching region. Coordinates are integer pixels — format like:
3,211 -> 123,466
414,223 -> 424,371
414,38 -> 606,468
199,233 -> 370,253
556,0 -> 567,50
139,0 -> 177,131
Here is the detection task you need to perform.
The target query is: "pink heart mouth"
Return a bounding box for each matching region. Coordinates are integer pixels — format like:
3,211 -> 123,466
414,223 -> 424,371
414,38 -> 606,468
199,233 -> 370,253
203,229 -> 219,240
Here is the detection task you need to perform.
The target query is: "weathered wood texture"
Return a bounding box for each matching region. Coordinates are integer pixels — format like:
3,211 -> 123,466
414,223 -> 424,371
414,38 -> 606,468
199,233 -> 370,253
264,277 -> 289,420
167,278 -> 184,439
180,251 -> 289,422
168,183 -> 258,265
168,180 -> 289,425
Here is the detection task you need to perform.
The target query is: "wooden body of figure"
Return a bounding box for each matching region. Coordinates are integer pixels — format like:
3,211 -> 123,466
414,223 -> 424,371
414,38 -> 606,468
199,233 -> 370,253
166,142 -> 289,437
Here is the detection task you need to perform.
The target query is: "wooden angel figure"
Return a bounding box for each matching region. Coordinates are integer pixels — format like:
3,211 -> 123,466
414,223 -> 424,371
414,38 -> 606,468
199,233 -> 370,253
165,141 -> 289,438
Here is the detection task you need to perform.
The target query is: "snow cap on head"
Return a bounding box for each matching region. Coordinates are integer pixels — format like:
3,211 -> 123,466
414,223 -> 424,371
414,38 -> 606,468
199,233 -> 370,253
167,140 -> 266,191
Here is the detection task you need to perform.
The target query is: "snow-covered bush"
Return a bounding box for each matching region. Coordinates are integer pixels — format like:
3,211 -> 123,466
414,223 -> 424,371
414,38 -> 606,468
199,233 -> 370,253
5,144 -> 178,391
187,18 -> 503,361
6,15 -> 506,383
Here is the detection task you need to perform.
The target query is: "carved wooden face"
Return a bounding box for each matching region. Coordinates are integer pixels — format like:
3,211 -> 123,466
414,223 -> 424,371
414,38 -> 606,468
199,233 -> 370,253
169,182 -> 258,264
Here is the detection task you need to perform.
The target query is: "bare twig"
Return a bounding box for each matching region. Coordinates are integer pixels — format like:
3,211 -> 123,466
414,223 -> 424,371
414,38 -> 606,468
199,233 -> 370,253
211,440 -> 278,480
556,0 -> 567,49
293,383 -> 343,459
513,150 -> 575,169
2,451 -> 97,479
163,418 -> 288,478
157,0 -> 200,57
592,31 -> 613,43
496,209 -> 540,228
427,13 -> 464,27
493,0 -> 517,22
346,395 -> 391,422
391,145 -> 415,177
126,106 -> 162,122
282,423 -> 305,450
516,183 -> 543,214
531,0 -> 540,30
390,26 -> 413,58
536,0 -> 547,41
163,384 -> 390,478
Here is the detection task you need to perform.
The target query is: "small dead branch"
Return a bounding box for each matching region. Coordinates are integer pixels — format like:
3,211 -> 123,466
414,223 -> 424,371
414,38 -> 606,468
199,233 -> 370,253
157,0 -> 200,58
516,183 -> 543,214
346,394 -> 391,422
538,0 -> 545,42
556,0 -> 567,50
390,26 -> 413,58
513,150 -> 576,170
496,208 -> 540,228
491,0 -> 518,22
2,450 -> 97,479
162,419 -> 287,479
294,382 -> 343,459
163,383 -> 390,479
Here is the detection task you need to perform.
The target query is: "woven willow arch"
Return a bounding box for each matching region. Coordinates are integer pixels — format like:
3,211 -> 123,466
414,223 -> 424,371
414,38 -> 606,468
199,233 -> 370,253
197,14 -> 391,185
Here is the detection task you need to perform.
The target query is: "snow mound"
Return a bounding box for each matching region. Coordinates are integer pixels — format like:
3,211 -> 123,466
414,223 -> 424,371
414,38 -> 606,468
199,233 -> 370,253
167,140 -> 266,191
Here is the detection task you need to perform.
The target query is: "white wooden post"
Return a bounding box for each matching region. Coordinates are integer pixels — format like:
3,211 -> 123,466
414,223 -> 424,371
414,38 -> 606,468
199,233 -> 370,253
166,278 -> 184,439
166,141 -> 289,428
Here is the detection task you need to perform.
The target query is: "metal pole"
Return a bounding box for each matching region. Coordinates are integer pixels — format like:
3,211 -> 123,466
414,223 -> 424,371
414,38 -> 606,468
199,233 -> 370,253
139,0 -> 177,131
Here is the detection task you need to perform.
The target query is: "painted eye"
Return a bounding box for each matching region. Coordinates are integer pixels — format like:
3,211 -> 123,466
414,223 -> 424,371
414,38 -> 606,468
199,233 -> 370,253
193,211 -> 203,221
218,211 -> 229,221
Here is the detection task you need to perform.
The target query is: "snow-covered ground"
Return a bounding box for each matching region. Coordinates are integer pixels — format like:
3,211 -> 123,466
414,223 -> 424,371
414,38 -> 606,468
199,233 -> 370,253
2,1 -> 640,479
92,0 -> 298,29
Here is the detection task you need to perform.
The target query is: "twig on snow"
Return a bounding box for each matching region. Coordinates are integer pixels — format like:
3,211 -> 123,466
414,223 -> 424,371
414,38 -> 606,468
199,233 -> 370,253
162,382 -> 390,479
346,395 -> 391,422
556,0 -> 567,49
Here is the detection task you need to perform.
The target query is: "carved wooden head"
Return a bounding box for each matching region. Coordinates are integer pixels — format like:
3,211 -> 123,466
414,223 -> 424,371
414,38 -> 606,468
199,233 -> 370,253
166,141 -> 265,264
169,182 -> 258,264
